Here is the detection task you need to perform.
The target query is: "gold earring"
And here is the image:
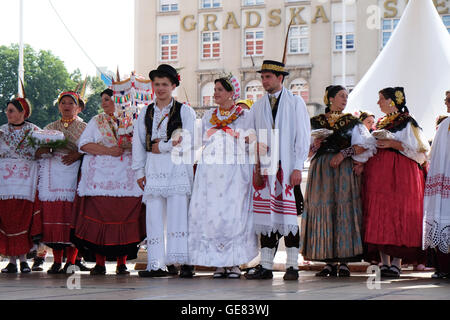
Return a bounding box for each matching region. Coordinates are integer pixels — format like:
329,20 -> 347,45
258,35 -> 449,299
390,101 -> 396,107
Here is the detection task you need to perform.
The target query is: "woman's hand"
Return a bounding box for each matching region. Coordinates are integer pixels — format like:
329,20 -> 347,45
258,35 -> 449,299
377,139 -> 402,150
172,136 -> 183,147
330,152 -> 345,168
62,150 -> 83,166
353,160 -> 364,176
137,176 -> 146,191
108,146 -> 124,157
35,147 -> 52,159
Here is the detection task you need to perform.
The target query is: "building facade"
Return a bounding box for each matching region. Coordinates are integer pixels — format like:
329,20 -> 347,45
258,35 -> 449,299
134,0 -> 450,115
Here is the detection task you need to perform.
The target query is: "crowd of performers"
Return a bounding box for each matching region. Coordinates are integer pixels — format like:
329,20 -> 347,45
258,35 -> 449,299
0,60 -> 449,281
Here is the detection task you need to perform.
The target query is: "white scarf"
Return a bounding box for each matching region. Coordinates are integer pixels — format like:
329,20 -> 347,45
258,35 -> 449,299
0,158 -> 38,202
77,152 -> 143,198
38,152 -> 81,202
423,117 -> 450,253
252,89 -> 310,236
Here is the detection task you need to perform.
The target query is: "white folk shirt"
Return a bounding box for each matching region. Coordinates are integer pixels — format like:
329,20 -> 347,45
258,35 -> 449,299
132,99 -> 197,199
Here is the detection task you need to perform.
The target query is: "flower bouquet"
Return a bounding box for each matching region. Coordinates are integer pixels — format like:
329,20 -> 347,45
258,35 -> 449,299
28,129 -> 67,149
311,128 -> 334,140
372,129 -> 395,140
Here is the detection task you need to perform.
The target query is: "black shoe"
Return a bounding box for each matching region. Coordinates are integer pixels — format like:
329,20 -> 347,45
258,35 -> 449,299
90,264 -> 106,275
1,263 -> 18,274
31,257 -> 45,271
116,264 -> 130,275
244,265 -> 273,280
138,269 -> 168,278
20,262 -> 31,273
75,259 -> 92,272
283,267 -> 299,281
62,263 -> 77,274
431,272 -> 449,279
167,264 -> 179,276
47,263 -> 62,274
338,263 -> 351,277
315,264 -> 338,277
384,265 -> 401,278
179,265 -> 195,278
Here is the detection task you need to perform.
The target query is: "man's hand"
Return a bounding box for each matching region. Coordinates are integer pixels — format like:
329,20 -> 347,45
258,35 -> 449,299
137,176 -> 146,191
62,150 -> 82,166
172,136 -> 183,147
290,169 -> 302,186
151,139 -> 161,154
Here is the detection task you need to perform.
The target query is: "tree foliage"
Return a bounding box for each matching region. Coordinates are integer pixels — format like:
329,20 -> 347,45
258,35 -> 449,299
0,44 -> 106,128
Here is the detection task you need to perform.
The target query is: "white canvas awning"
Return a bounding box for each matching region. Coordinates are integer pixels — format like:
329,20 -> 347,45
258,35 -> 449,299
346,0 -> 450,140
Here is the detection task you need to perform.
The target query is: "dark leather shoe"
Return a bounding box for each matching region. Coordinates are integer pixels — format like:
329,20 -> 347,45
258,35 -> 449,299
31,257 -> 45,271
116,264 -> 130,275
75,259 -> 92,272
167,264 -> 179,276
179,265 -> 195,278
138,269 -> 168,277
283,267 -> 299,280
62,263 -> 77,274
90,264 -> 106,275
47,263 -> 62,274
1,263 -> 18,274
244,265 -> 273,280
315,264 -> 338,277
20,262 -> 31,273
338,263 -> 351,277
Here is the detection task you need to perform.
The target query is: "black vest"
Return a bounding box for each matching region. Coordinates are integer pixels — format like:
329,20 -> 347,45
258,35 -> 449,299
144,100 -> 183,152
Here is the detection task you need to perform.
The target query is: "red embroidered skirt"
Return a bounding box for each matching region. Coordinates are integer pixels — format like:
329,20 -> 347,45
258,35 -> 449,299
41,200 -> 73,247
0,198 -> 42,256
362,149 -> 426,263
71,195 -> 146,261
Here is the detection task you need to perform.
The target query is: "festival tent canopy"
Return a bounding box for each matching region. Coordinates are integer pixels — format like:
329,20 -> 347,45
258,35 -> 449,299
346,0 -> 450,139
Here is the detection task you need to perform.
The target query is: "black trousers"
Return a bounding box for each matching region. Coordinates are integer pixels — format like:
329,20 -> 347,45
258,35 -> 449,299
260,185 -> 303,250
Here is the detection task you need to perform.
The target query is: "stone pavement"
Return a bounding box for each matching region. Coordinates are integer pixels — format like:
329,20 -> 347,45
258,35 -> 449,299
0,261 -> 448,300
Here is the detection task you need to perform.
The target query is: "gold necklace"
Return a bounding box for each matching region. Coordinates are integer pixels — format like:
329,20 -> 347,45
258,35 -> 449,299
219,107 -> 232,117
61,118 -> 76,128
327,111 -> 343,127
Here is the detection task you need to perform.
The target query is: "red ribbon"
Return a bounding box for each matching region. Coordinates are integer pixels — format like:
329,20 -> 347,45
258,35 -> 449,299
206,126 -> 240,139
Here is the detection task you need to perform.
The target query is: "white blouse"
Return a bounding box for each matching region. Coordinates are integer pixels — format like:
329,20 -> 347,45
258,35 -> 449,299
390,122 -> 430,165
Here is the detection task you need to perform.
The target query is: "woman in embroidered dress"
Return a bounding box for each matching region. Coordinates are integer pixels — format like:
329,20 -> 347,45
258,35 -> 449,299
71,88 -> 146,275
423,90 -> 450,279
300,85 -> 376,277
188,75 -> 258,279
0,98 -> 42,273
37,91 -> 87,274
363,87 -> 430,278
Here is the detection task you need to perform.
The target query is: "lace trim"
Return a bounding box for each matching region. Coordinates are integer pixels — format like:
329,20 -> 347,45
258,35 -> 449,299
167,231 -> 187,239
166,253 -> 189,265
423,220 -> 450,254
147,237 -> 162,246
254,224 -> 299,237
143,186 -> 192,198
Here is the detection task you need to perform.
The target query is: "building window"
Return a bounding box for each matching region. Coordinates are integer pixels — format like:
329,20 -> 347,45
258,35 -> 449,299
333,76 -> 355,92
201,0 -> 221,9
290,78 -> 309,102
245,30 -> 264,56
289,26 -> 309,54
245,80 -> 264,101
202,31 -> 221,59
243,0 -> 264,6
160,0 -> 178,12
334,22 -> 355,51
443,15 -> 450,34
160,34 -> 178,61
382,18 -> 400,48
201,82 -> 215,106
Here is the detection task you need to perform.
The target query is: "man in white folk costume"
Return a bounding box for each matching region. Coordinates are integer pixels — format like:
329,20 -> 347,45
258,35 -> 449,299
132,64 -> 197,278
245,60 -> 311,281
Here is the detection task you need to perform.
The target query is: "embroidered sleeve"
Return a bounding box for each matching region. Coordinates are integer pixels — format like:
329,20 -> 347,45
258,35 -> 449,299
293,97 -> 312,171
131,107 -> 148,178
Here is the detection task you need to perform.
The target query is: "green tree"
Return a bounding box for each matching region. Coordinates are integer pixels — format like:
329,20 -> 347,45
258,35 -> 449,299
0,44 -> 105,128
